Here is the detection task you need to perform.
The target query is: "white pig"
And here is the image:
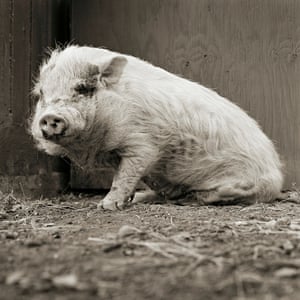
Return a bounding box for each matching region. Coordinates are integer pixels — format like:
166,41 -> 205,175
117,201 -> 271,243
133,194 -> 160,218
30,45 -> 283,210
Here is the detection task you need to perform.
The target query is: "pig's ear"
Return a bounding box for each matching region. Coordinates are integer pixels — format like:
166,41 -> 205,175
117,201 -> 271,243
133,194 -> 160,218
100,56 -> 127,86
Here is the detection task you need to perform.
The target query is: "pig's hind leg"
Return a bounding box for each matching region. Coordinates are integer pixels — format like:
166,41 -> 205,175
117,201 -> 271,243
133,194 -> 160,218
132,190 -> 162,204
191,181 -> 258,205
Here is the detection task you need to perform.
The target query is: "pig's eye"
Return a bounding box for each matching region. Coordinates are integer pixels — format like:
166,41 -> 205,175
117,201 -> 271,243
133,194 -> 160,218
74,83 -> 96,96
31,93 -> 40,104
31,89 -> 42,104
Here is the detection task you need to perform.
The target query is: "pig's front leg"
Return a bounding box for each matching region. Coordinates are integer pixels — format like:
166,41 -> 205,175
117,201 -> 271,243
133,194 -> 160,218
98,149 -> 157,210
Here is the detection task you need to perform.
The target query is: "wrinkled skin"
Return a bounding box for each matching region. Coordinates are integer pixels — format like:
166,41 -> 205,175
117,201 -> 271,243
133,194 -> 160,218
30,46 -> 283,210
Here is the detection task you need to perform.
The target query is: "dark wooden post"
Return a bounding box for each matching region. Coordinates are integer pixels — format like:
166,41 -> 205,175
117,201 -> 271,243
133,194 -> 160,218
0,0 -> 71,197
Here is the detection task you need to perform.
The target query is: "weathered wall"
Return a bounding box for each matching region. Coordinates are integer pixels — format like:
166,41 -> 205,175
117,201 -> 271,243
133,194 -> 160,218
71,0 -> 300,189
0,0 -> 70,196
1,0 -> 299,195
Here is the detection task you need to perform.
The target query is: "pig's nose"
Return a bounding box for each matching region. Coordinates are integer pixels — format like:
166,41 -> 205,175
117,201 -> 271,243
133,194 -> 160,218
39,114 -> 67,138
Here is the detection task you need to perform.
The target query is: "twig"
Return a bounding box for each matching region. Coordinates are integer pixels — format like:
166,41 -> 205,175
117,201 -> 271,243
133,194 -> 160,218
18,182 -> 26,199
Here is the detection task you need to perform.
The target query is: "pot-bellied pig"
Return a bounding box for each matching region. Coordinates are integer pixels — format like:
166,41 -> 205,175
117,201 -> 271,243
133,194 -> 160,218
30,46 -> 283,210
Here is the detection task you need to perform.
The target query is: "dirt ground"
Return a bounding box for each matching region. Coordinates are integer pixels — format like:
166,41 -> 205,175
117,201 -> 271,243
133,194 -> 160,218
1,189 -> 300,300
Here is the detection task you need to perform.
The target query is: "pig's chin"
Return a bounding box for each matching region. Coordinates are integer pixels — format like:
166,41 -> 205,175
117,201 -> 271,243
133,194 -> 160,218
35,138 -> 66,156
35,126 -> 86,155
36,134 -> 83,157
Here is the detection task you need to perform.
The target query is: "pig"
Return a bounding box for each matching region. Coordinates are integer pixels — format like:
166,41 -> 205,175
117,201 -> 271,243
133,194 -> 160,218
29,45 -> 283,210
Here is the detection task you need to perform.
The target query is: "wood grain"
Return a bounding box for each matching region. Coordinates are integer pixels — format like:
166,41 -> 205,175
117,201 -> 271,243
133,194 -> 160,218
72,0 -> 300,188
0,0 -> 12,127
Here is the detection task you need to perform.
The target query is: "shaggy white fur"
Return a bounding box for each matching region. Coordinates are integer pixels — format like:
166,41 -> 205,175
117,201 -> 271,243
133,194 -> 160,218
30,46 -> 283,210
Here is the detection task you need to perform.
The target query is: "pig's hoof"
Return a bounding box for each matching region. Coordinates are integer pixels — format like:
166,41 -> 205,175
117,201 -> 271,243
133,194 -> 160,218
97,198 -> 124,211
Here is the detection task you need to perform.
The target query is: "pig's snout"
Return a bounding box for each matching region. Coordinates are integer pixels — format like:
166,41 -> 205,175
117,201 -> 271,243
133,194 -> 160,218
39,114 -> 67,139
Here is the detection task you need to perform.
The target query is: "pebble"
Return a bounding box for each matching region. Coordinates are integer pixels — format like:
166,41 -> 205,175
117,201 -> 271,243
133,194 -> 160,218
5,231 -> 18,239
0,212 -> 8,220
117,225 -> 141,238
24,239 -> 45,247
274,267 -> 300,278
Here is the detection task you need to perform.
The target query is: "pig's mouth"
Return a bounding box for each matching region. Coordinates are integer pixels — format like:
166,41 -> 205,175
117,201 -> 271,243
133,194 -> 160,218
41,127 -> 68,142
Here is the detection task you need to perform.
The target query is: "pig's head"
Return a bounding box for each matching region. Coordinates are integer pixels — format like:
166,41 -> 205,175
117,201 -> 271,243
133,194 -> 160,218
29,46 -> 127,156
